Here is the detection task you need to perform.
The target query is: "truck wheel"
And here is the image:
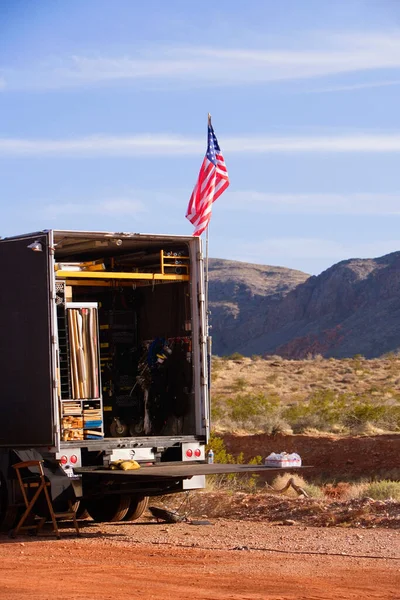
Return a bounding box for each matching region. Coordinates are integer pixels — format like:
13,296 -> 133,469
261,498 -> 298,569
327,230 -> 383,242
0,474 -> 19,532
123,496 -> 149,521
76,502 -> 90,520
0,504 -> 19,532
85,494 -> 130,522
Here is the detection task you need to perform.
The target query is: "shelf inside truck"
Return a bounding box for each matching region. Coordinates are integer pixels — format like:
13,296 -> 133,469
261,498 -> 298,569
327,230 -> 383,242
56,271 -> 189,282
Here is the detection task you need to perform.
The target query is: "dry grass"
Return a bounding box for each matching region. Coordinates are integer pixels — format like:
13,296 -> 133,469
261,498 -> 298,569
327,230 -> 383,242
212,355 -> 400,403
211,355 -> 400,434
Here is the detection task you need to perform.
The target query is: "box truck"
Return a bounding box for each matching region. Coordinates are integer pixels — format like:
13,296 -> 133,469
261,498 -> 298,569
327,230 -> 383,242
0,229 -> 294,527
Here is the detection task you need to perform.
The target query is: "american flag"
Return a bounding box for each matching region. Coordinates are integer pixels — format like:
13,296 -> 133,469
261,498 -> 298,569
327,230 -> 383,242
186,120 -> 229,237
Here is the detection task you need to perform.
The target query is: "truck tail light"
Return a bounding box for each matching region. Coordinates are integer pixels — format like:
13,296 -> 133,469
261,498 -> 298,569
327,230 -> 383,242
60,455 -> 68,465
70,455 -> 78,464
186,449 -> 193,458
194,449 -> 201,457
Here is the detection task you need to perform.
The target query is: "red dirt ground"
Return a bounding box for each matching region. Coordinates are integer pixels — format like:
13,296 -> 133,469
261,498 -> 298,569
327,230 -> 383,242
1,433 -> 399,599
222,432 -> 400,480
1,520 -> 399,600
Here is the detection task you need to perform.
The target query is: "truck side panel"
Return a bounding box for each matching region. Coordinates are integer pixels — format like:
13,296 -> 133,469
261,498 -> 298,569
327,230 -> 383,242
0,233 -> 55,446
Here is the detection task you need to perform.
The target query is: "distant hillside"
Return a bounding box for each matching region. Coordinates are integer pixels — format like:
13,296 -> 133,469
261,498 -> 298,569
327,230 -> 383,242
208,252 -> 400,358
208,258 -> 310,356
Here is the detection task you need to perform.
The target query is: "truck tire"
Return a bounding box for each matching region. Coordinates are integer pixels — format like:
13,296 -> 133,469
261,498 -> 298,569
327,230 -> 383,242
76,502 -> 90,520
0,475 -> 19,532
123,496 -> 149,521
0,503 -> 19,532
85,494 -> 130,522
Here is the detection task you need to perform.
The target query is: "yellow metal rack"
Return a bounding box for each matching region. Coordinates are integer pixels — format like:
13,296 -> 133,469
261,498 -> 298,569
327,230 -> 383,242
56,270 -> 189,282
160,250 -> 190,275
55,249 -> 190,284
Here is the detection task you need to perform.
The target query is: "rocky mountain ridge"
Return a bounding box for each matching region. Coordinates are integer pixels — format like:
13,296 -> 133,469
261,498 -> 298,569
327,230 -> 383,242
208,252 -> 400,358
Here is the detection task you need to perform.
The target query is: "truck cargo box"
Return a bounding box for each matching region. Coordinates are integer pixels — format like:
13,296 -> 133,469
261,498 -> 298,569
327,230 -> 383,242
0,230 -> 209,451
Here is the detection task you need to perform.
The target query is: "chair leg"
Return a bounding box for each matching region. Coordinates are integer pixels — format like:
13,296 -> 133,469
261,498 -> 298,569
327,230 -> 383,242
35,517 -> 47,533
43,483 -> 60,539
68,501 -> 81,536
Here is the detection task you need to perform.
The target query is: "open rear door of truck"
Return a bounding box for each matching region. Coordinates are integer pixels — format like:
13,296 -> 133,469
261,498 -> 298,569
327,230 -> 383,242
0,231 -> 56,447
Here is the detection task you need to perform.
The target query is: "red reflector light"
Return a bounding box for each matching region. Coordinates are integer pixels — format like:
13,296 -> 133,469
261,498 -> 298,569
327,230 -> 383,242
194,449 -> 201,457
60,455 -> 68,465
186,449 -> 193,458
70,455 -> 78,464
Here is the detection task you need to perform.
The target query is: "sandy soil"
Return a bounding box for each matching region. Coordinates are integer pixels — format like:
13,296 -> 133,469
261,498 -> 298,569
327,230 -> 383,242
1,429 -> 399,599
1,518 -> 399,600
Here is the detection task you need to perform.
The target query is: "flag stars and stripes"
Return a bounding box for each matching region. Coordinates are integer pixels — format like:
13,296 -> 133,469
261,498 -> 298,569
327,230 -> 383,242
186,120 -> 229,237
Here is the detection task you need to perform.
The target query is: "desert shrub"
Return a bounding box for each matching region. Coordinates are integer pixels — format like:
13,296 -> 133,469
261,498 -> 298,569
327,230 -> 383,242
211,357 -> 224,383
283,389 -> 347,432
251,354 -> 262,361
231,377 -> 247,392
210,395 -> 227,422
223,352 -> 244,361
206,432 -> 236,464
363,480 -> 400,501
226,392 -> 280,429
259,416 -> 292,436
283,389 -> 400,433
206,434 -> 263,491
338,481 -> 368,500
323,482 -> 354,500
343,397 -> 400,431
344,401 -> 387,426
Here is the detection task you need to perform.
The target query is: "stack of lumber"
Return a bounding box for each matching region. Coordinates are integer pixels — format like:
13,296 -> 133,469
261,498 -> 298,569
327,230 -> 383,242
68,308 -> 100,399
62,429 -> 84,441
62,402 -> 82,416
62,416 -> 83,429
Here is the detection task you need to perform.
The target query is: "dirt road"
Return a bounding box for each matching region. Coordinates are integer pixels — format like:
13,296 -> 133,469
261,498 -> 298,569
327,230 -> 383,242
1,520 -> 399,600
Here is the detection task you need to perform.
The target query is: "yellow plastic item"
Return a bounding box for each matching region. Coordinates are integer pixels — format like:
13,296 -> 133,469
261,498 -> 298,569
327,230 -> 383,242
110,459 -> 140,471
119,460 -> 140,471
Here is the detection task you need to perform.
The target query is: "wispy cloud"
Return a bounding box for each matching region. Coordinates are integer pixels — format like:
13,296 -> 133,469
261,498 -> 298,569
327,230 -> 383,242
2,30 -> 400,90
3,132 -> 400,157
226,192 -> 400,215
306,79 -> 400,94
234,237 -> 400,263
0,135 -> 202,157
43,197 -> 147,218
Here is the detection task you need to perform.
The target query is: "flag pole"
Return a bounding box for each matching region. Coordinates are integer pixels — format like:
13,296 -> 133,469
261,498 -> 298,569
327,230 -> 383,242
205,113 -> 211,325
205,113 -> 212,397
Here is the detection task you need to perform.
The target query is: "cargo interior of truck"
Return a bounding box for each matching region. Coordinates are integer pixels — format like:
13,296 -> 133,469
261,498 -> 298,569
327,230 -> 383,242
53,233 -> 196,444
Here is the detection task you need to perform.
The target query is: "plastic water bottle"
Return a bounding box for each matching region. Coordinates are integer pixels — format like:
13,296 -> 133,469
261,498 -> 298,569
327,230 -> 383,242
207,449 -> 214,464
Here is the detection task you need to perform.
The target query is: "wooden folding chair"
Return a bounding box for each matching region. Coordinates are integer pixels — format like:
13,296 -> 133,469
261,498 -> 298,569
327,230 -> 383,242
11,460 -> 80,539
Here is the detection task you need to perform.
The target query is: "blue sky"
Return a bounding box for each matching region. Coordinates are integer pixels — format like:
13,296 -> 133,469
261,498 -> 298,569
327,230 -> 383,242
1,0 -> 400,274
